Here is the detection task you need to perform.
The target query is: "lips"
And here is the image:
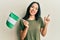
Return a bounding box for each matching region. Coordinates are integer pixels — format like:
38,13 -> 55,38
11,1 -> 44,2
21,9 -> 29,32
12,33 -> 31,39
31,10 -> 35,14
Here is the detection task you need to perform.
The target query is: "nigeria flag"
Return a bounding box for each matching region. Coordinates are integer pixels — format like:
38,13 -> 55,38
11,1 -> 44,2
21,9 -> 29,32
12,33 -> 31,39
6,12 -> 19,29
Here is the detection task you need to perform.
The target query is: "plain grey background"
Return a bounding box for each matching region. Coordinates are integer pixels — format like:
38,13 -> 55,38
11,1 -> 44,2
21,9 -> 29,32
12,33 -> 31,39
0,0 -> 60,40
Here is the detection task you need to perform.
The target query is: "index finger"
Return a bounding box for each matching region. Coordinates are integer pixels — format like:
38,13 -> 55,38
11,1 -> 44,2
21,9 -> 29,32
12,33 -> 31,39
47,14 -> 50,18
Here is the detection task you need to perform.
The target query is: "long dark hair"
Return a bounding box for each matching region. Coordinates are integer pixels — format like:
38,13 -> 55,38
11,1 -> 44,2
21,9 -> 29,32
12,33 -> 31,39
23,2 -> 41,20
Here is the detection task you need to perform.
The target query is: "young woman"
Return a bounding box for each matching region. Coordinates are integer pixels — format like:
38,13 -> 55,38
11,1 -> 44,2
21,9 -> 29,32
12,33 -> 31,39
19,2 -> 50,40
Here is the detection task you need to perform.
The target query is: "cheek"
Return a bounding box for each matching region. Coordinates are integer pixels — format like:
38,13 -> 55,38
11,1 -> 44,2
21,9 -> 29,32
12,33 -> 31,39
35,10 -> 38,13
33,9 -> 38,15
29,8 -> 33,15
29,7 -> 33,12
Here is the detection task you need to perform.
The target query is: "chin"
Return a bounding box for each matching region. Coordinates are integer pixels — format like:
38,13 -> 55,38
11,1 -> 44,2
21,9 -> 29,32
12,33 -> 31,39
30,14 -> 35,16
30,13 -> 36,16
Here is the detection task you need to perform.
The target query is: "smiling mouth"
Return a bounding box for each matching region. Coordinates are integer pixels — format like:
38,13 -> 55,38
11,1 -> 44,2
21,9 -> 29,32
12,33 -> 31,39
31,10 -> 35,14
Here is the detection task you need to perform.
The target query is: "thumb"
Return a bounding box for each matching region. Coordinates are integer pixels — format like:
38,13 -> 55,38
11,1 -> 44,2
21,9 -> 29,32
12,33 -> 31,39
44,16 -> 46,20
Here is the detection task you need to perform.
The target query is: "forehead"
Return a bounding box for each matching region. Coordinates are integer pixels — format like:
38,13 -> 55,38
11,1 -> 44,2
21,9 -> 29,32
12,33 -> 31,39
31,3 -> 38,8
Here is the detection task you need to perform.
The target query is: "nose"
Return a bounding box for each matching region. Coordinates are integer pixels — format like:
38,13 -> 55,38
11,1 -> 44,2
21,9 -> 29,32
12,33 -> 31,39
33,8 -> 35,11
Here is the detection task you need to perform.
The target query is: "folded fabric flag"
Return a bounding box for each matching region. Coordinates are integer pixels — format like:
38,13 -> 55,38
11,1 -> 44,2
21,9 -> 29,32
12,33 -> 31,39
6,12 -> 19,29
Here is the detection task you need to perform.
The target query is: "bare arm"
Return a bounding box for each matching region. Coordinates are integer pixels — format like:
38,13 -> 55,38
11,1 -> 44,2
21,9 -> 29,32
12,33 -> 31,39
20,20 -> 29,40
40,25 -> 48,37
40,15 -> 50,37
20,27 -> 29,40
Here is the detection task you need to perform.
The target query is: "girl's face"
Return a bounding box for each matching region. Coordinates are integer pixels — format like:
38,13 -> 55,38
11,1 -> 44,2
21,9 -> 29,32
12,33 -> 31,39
29,3 -> 38,16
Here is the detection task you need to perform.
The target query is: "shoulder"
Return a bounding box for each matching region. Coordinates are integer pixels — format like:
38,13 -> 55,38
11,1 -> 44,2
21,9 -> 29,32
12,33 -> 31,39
37,17 -> 43,22
38,17 -> 43,21
20,19 -> 24,25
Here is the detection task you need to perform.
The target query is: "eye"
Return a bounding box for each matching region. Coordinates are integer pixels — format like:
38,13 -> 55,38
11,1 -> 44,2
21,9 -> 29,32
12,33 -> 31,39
31,5 -> 38,10
31,6 -> 34,8
36,8 -> 38,10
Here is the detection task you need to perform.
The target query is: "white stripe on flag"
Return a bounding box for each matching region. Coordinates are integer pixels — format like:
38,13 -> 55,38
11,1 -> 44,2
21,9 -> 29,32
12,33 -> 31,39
8,17 -> 17,25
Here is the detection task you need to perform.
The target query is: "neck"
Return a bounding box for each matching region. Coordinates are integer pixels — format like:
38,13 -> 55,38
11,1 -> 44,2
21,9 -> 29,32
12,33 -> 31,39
28,15 -> 35,20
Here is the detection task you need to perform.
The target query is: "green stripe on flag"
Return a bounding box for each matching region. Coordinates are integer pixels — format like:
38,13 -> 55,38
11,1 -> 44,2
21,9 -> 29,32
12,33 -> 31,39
6,21 -> 14,28
9,12 -> 19,21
